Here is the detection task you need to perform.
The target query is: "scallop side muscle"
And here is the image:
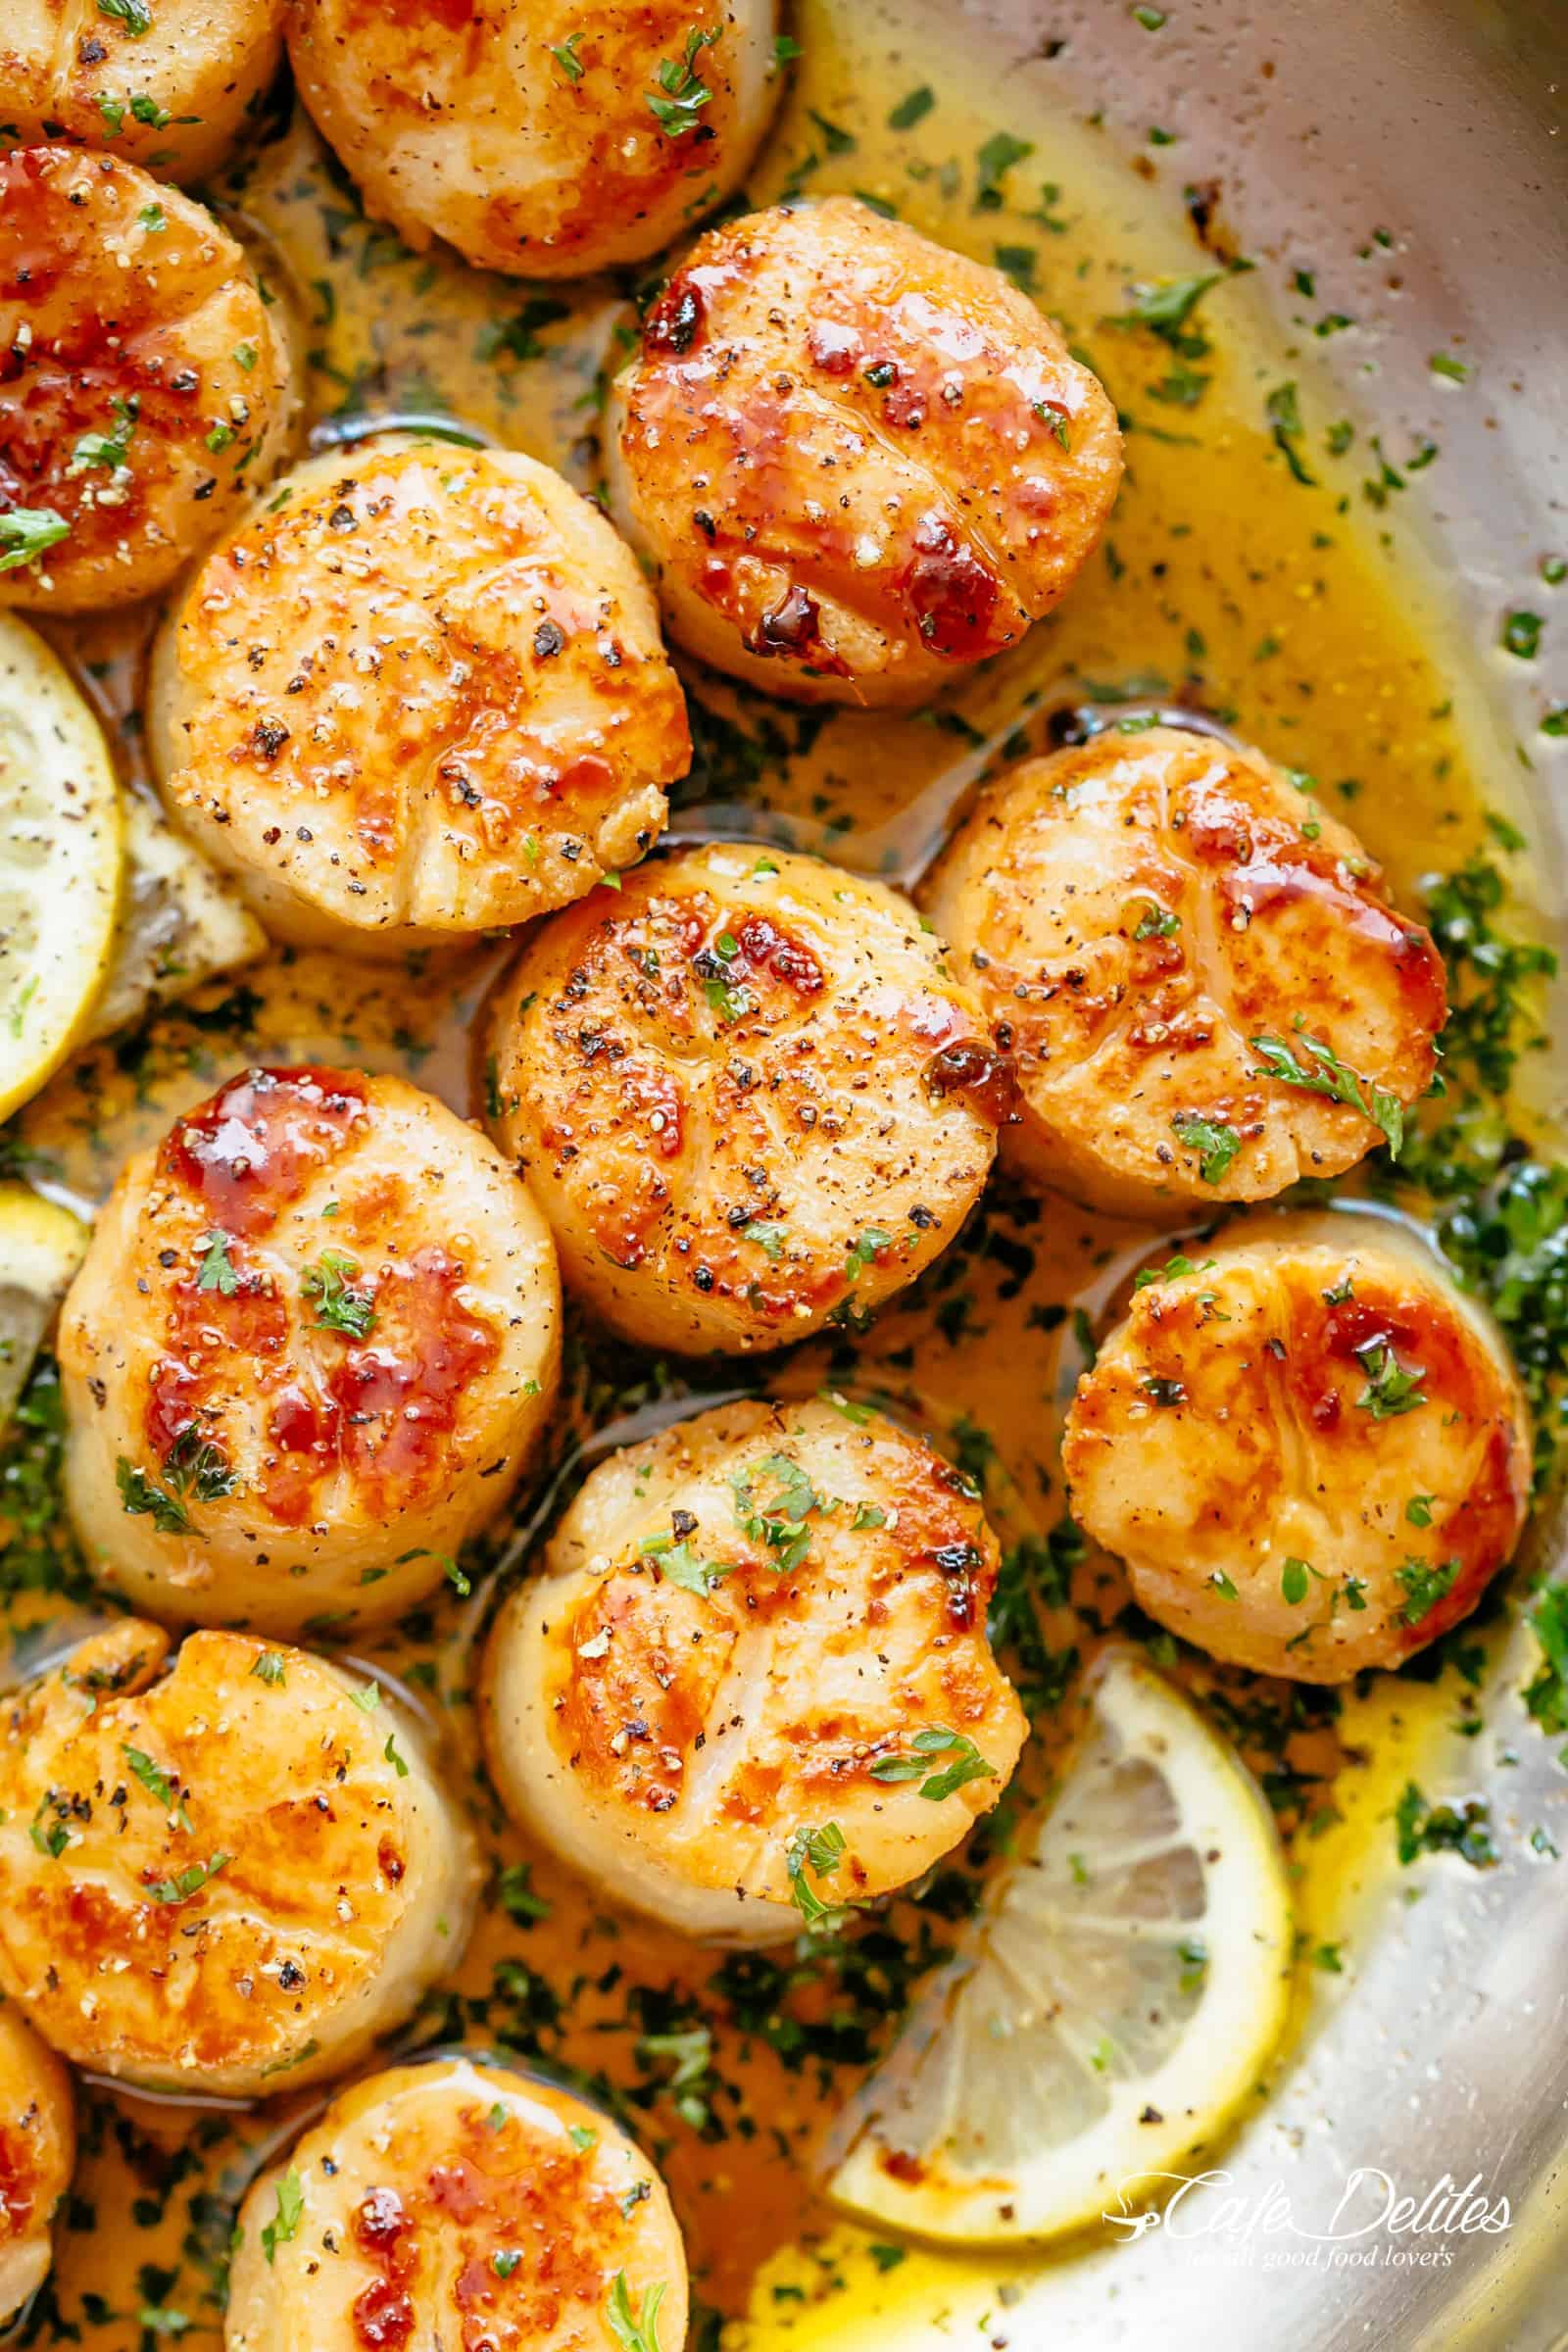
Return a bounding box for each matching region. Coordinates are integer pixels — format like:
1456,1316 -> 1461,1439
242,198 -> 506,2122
148,437 -> 690,953
606,195 -> 1123,704
923,724 -> 1447,1216
1062,1215 -> 1532,1682
482,1396 -> 1027,1944
0,1621 -> 477,2095
226,2055 -> 687,2351
0,150 -> 295,614
60,1064 -> 561,1634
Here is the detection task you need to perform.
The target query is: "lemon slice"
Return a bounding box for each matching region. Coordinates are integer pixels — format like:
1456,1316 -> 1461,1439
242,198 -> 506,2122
826,1645 -> 1294,2245
0,1184 -> 88,1430
0,616 -> 122,1116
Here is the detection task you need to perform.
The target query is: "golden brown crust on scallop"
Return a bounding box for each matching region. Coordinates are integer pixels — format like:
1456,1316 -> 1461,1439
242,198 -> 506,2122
3,0 -> 286,183
60,1064 -> 562,1633
287,0 -> 775,279
0,150 -> 295,614
225,2057 -> 688,2352
1061,1215 -> 1532,1682
606,195 -> 1123,705
482,1397 -> 1027,1942
148,438 -> 689,952
923,725 -> 1447,1216
0,2007 -> 74,2326
484,843 -> 1009,1353
0,1622 -> 478,2094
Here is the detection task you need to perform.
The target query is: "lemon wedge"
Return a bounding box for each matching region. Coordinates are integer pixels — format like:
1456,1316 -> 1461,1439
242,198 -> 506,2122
0,1184 -> 88,1431
0,616 -> 122,1117
826,1645 -> 1294,2245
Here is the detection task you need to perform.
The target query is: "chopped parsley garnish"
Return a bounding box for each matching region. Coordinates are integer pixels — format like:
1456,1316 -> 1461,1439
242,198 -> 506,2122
117,1457 -> 193,1535
550,28 -> 584,79
1394,1781 -> 1495,1868
1104,271 -> 1220,351
1280,1557 -> 1314,1606
638,1533 -> 729,1595
97,0 -> 153,29
1177,1935 -> 1207,1991
730,1454 -> 819,1571
1140,1376 -> 1186,1406
249,1651 -> 286,1686
1250,1024 -> 1404,1156
1396,1555 -> 1461,1628
1501,610 -> 1543,661
117,1423 -> 235,1535
889,85 -> 935,128
70,393 -> 138,473
607,2273 -> 666,2352
1353,1341 -> 1427,1419
196,1228 -> 238,1294
149,1850 -> 231,1905
498,1861 -> 550,1924
29,1803 -> 69,1860
301,1250 -> 376,1339
1134,1252 -> 1217,1291
122,1744 -> 191,1829
1133,900 -> 1181,940
1170,1110 -> 1243,1184
867,1726 -> 998,1800
702,972 -> 753,1024
1265,380 -> 1317,485
845,1227 -> 894,1279
647,26 -> 719,138
1524,1585 -> 1568,1735
261,2169 -> 304,2263
0,508 -> 71,572
783,1821 -> 855,1932
974,130 -> 1034,210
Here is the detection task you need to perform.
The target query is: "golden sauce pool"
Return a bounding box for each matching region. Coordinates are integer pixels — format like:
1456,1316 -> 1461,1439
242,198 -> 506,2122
4,0 -> 1553,2345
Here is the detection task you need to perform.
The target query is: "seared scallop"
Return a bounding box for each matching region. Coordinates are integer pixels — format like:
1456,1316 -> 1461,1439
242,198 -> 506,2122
5,0 -> 286,184
484,843 -> 1010,1353
605,195 -> 1123,705
0,2007 -> 74,2326
923,725 -> 1447,1217
226,2055 -> 687,2352
60,1064 -> 561,1635
482,1396 -> 1027,1944
1062,1214 -> 1532,1683
0,150 -> 295,614
287,0 -> 776,280
148,437 -> 689,953
0,1620 -> 477,2095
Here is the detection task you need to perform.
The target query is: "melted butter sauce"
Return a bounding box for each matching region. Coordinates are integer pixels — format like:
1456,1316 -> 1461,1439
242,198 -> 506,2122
6,0 -> 1545,2344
